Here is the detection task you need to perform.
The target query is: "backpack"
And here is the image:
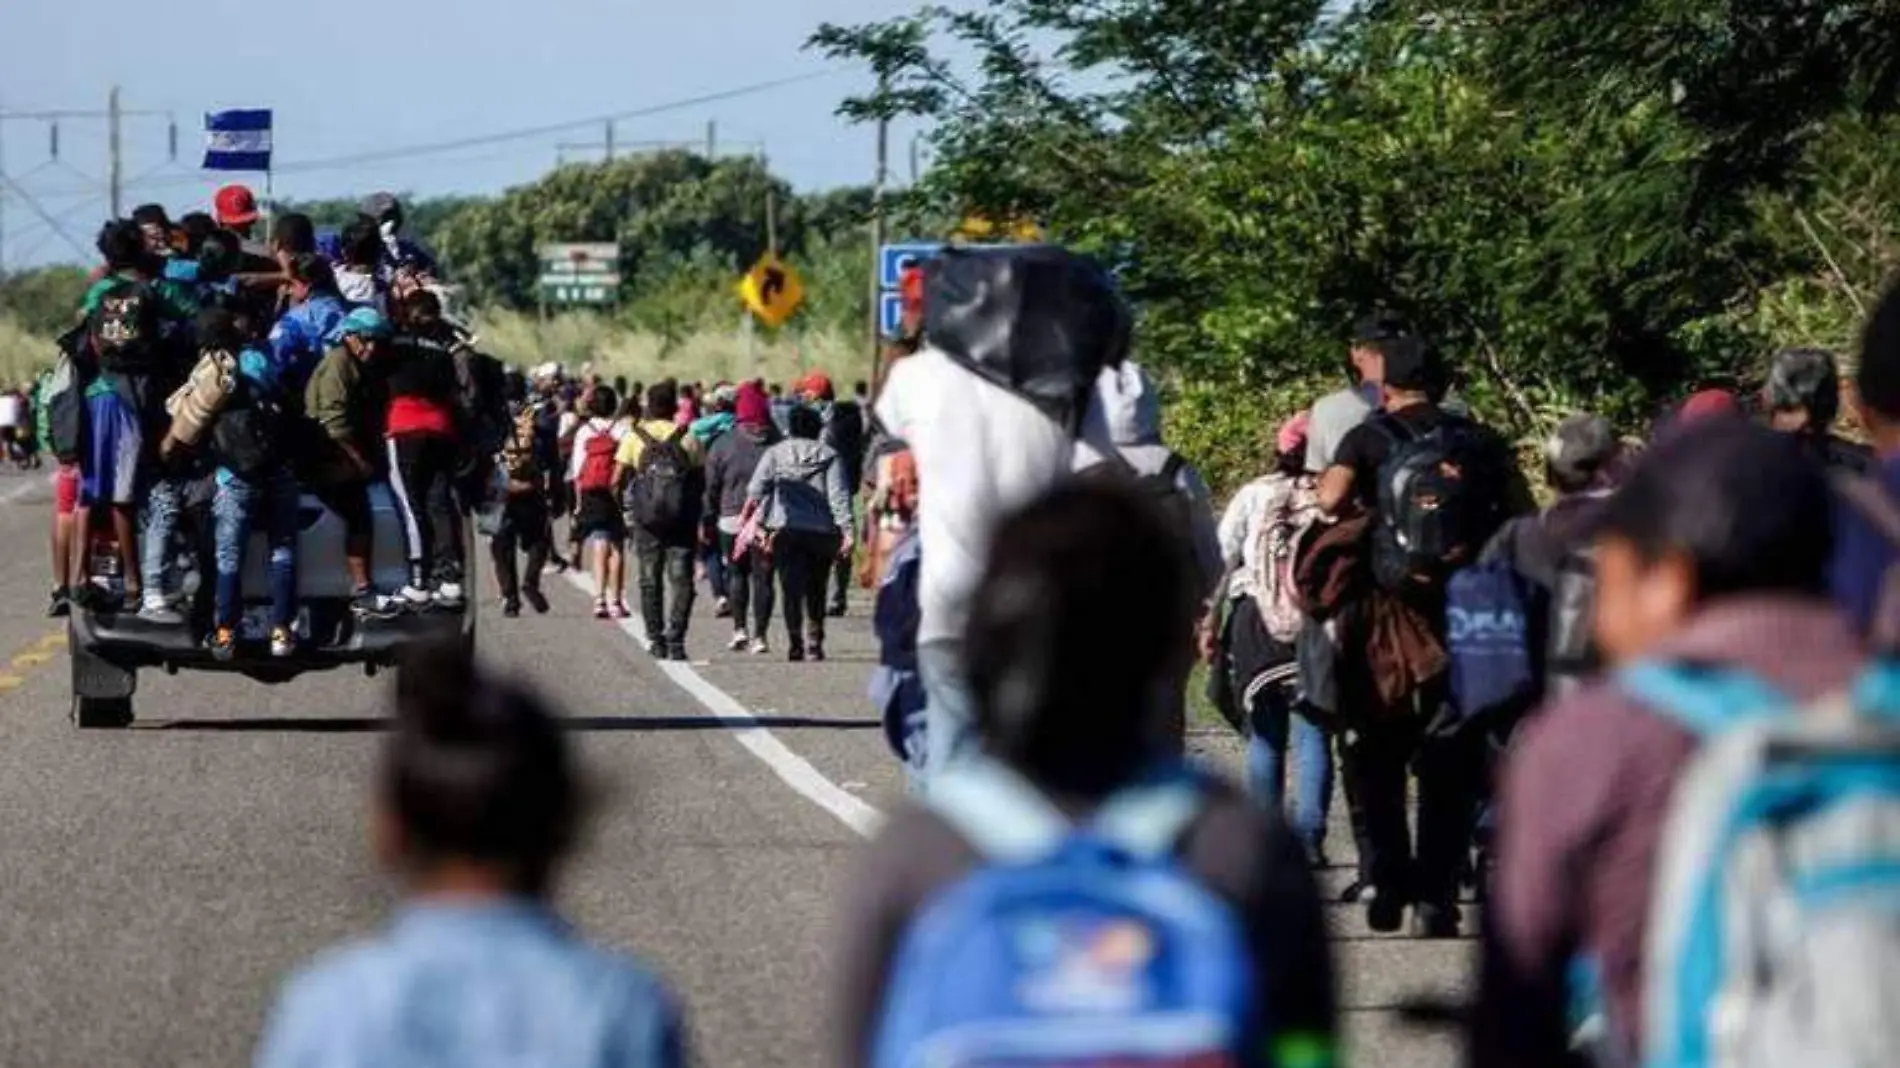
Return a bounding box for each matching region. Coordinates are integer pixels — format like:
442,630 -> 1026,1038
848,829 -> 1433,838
871,759 -> 1258,1068
1085,450 -> 1195,543
624,424 -> 692,532
86,278 -> 165,376
1545,546 -> 1599,696
211,377 -> 283,480
1444,561 -> 1536,722
1619,661 -> 1900,1068
1832,472 -> 1900,651
1245,474 -> 1319,643
1370,413 -> 1495,591
498,404 -> 544,486
574,423 -> 619,494
44,327 -> 91,464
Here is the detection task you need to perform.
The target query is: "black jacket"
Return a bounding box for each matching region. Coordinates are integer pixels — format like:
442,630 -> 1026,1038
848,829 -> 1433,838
705,423 -> 778,521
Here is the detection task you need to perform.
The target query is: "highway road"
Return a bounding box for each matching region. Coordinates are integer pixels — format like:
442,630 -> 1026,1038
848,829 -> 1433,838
0,470 -> 1472,1067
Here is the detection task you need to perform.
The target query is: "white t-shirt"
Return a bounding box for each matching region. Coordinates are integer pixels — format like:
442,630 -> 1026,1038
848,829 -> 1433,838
876,348 -> 1096,646
0,394 -> 22,430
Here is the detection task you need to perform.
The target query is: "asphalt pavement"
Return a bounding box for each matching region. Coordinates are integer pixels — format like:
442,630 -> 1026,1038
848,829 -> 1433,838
0,468 -> 1472,1067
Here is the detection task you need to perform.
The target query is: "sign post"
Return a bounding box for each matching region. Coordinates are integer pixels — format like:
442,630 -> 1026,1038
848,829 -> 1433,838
537,242 -> 621,307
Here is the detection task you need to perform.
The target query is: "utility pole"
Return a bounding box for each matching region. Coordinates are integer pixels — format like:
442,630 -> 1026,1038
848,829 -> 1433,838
107,86 -> 122,219
765,185 -> 778,257
604,120 -> 615,162
868,81 -> 890,387
0,94 -> 7,276
705,119 -> 717,160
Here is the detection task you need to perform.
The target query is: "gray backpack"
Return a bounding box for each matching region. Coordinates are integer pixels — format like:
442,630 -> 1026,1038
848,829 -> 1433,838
1621,662 -> 1900,1068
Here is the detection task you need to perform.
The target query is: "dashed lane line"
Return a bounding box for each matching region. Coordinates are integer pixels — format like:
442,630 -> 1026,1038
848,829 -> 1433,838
559,571 -> 885,838
0,631 -> 65,692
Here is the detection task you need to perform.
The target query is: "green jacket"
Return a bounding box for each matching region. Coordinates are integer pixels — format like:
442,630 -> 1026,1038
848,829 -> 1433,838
303,346 -> 383,478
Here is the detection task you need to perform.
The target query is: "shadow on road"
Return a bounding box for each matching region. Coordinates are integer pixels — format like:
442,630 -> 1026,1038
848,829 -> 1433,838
139,714 -> 885,733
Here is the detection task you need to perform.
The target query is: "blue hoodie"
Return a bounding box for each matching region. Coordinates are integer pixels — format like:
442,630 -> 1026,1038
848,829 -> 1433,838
269,293 -> 349,393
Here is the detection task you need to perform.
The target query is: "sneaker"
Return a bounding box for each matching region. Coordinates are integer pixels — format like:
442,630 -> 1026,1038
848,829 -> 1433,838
1411,902 -> 1462,940
595,602 -> 611,620
522,585 -> 550,615
714,597 -> 732,619
667,643 -> 688,662
643,638 -> 662,656
432,582 -> 466,610
269,626 -> 295,659
350,588 -> 396,620
827,601 -> 846,618
787,642 -> 805,664
748,638 -> 769,655
397,585 -> 433,609
137,600 -> 187,626
1336,879 -> 1375,905
807,641 -> 826,663
1367,894 -> 1406,935
208,627 -> 237,662
728,629 -> 750,652
548,554 -> 570,574
610,601 -> 631,620
47,587 -> 70,618
502,598 -> 522,618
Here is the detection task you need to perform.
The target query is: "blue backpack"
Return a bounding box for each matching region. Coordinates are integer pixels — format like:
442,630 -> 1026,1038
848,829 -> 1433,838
1617,661 -> 1900,1068
871,760 -> 1258,1068
1445,561 -> 1537,721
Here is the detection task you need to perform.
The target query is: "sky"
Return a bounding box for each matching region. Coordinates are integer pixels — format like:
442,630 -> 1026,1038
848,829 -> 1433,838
1,0 -> 931,268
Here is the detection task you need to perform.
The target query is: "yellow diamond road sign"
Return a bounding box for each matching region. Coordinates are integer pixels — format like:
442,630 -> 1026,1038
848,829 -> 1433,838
738,254 -> 805,328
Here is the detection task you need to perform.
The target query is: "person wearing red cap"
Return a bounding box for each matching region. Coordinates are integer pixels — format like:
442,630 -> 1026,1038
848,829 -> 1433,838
213,184 -> 261,238
800,371 -> 867,615
705,382 -> 780,653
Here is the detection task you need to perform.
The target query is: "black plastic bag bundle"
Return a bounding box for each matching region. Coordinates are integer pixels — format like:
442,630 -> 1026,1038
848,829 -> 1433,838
922,245 -> 1130,435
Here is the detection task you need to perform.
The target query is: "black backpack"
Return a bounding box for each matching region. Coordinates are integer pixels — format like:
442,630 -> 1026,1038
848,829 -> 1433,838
1544,546 -> 1600,693
86,278 -> 165,376
1084,450 -> 1195,543
1370,413 -> 1496,591
45,326 -> 93,464
211,378 -> 283,481
624,424 -> 692,532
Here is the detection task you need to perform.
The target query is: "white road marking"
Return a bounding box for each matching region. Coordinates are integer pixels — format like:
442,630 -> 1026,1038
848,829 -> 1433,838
559,570 -> 885,837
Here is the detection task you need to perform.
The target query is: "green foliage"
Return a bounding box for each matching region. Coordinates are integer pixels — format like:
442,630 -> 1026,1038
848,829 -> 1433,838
810,0 -> 1900,491
0,265 -> 89,338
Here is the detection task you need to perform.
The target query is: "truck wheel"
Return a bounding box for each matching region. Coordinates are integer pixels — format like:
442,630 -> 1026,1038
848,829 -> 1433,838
71,695 -> 134,729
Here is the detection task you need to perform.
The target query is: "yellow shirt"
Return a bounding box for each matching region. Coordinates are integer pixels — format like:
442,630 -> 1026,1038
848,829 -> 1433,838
615,419 -> 705,470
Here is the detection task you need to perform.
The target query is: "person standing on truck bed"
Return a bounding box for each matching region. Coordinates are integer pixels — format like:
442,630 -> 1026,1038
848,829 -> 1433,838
383,290 -> 467,611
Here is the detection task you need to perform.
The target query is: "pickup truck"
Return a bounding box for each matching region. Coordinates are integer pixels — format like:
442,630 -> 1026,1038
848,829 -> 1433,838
68,484 -> 475,727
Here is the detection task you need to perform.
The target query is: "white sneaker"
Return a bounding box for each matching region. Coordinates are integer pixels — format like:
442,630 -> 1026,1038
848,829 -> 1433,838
748,638 -> 769,655
397,585 -> 433,607
728,629 -> 750,651
433,582 -> 466,608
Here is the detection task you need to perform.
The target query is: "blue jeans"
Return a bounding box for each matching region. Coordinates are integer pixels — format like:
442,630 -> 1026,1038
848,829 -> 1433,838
918,640 -> 979,789
140,475 -> 185,605
213,469 -> 299,629
1245,686 -> 1333,856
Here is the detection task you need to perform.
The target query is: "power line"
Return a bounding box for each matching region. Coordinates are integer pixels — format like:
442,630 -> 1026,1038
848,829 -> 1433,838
19,70 -> 840,197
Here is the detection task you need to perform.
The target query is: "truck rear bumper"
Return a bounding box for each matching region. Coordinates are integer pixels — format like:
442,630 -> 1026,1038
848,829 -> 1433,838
71,599 -> 473,678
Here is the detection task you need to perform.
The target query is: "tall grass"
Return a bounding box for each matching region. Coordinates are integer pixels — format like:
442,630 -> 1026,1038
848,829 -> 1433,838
472,309 -> 876,390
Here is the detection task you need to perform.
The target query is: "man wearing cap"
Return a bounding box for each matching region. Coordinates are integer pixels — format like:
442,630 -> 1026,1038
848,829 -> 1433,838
1761,346 -> 1874,474
306,307 -> 396,618
802,372 -> 867,616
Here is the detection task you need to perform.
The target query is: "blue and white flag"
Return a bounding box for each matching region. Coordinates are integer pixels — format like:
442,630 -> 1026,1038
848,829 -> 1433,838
203,109 -> 272,171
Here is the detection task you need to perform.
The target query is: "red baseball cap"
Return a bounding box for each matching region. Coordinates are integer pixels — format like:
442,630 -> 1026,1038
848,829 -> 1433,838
213,184 -> 259,226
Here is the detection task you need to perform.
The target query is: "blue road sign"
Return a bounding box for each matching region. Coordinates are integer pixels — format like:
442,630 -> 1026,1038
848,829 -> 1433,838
878,242 -> 944,290
879,291 -> 908,338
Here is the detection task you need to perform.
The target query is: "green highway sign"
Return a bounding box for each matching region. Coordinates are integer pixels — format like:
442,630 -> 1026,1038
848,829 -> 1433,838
538,242 -> 621,306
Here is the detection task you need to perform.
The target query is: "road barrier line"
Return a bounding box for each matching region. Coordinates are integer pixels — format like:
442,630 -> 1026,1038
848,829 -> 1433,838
559,570 -> 884,838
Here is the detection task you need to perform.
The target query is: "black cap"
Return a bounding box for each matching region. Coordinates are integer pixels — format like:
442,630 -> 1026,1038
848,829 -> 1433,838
1354,313 -> 1410,345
